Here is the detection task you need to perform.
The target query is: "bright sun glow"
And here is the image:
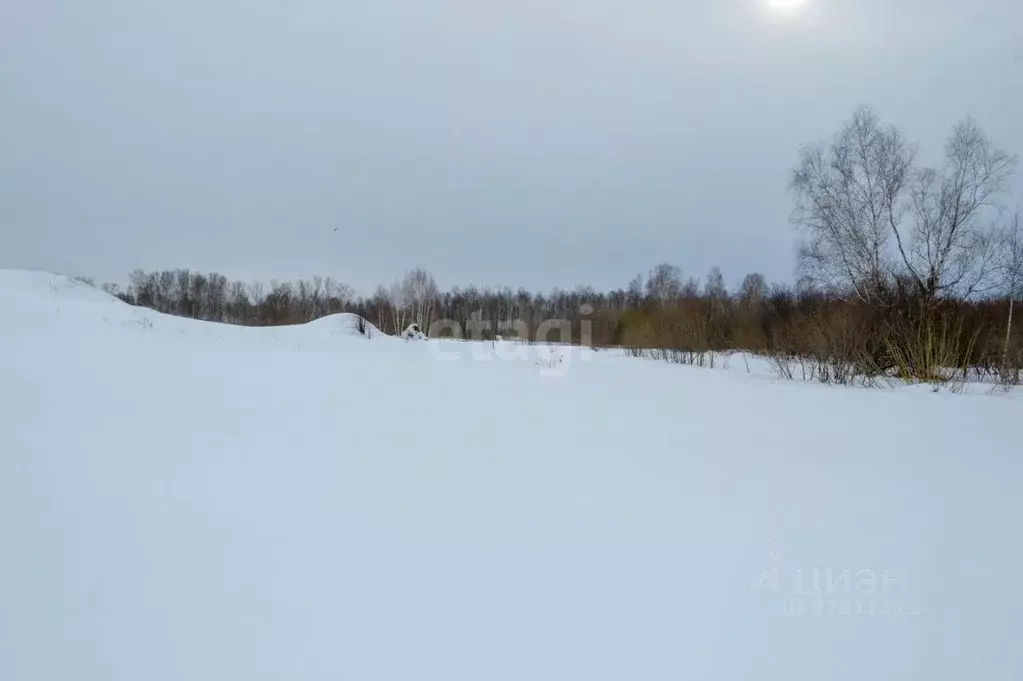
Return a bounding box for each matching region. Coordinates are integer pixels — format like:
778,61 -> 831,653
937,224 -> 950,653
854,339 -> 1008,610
766,0 -> 809,13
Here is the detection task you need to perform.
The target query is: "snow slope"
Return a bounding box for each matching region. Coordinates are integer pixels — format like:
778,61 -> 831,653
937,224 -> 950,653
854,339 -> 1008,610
2,270 -> 1021,681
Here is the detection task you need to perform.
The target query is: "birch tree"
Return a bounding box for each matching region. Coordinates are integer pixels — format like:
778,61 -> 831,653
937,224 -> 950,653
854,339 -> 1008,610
999,212 -> 1023,381
645,263 -> 682,304
389,268 -> 439,336
791,106 -> 1017,306
791,106 -> 914,301
903,119 -> 1016,301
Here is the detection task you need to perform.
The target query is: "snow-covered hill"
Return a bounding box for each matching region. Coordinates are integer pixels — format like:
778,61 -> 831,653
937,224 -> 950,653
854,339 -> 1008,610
1,269 -> 1021,681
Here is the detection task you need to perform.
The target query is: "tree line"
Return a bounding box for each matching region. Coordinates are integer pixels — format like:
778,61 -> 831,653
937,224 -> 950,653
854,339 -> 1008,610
93,106 -> 1021,387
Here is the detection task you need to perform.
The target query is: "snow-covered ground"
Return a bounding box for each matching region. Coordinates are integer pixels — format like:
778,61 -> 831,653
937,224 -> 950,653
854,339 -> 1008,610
2,269 -> 1021,681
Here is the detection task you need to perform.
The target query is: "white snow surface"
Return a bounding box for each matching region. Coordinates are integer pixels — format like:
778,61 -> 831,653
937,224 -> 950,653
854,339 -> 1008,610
2,270 -> 1021,680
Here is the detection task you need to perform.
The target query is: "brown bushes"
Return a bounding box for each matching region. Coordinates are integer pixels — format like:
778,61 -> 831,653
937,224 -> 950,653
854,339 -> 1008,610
618,285 -> 1019,388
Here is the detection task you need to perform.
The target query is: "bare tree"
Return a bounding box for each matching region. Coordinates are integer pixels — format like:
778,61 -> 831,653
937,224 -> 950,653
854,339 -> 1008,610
705,267 -> 728,309
792,106 -> 1017,306
228,280 -> 249,322
386,268 -> 439,336
791,106 -> 914,301
370,285 -> 394,332
738,272 -> 767,310
176,270 -> 192,315
248,281 -> 266,307
206,272 -> 228,321
387,281 -> 411,333
321,277 -> 351,313
626,274 -> 644,307
158,271 -> 176,313
402,267 -> 439,335
645,263 -> 682,304
680,276 -> 701,300
998,212 -> 1023,379
904,119 -> 1017,300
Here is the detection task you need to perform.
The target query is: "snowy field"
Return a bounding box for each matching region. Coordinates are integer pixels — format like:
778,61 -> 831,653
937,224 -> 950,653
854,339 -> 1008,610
2,269 -> 1021,681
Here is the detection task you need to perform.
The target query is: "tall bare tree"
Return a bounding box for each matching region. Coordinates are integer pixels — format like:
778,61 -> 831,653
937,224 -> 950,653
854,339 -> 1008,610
738,272 -> 767,310
705,267 -> 728,311
645,263 -> 682,304
998,212 -> 1023,377
248,281 -> 266,307
389,268 -> 439,335
792,106 -> 1017,306
904,119 -> 1017,300
791,106 -> 914,301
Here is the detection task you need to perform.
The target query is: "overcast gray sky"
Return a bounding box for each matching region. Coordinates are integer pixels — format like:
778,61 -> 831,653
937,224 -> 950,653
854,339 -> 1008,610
2,0 -> 1020,295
